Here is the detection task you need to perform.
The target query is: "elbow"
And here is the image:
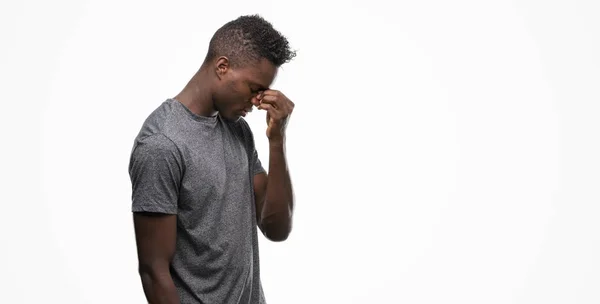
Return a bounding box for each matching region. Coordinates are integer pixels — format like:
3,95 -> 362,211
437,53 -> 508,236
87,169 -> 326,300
137,260 -> 179,302
138,260 -> 170,279
260,214 -> 292,242
264,227 -> 291,242
138,264 -> 157,284
138,260 -> 174,293
138,263 -> 154,277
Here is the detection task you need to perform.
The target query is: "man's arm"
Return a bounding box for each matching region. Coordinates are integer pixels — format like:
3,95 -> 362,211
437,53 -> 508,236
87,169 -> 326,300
253,89 -> 295,242
133,212 -> 179,304
254,141 -> 294,241
129,134 -> 183,303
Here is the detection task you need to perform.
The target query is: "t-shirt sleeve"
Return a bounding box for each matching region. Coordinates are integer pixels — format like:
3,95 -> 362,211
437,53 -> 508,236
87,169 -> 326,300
252,147 -> 266,176
242,121 -> 266,176
239,118 -> 266,176
128,134 -> 182,214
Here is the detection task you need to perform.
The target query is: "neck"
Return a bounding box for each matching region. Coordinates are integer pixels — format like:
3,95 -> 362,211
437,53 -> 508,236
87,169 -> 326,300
174,66 -> 217,117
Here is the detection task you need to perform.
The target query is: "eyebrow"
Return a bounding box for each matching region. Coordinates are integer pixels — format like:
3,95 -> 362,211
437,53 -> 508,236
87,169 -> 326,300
250,82 -> 269,91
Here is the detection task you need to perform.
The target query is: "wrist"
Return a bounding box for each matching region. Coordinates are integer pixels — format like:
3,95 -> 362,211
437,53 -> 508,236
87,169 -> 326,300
268,137 -> 286,148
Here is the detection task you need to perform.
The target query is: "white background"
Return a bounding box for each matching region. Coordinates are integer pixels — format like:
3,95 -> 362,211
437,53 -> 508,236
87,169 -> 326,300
1,0 -> 599,303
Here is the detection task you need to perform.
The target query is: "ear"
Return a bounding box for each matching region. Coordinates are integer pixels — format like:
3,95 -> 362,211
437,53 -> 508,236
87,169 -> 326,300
215,56 -> 230,80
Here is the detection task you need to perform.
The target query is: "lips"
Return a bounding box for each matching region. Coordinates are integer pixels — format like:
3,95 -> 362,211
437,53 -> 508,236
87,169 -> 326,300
241,108 -> 251,117
239,102 -> 254,117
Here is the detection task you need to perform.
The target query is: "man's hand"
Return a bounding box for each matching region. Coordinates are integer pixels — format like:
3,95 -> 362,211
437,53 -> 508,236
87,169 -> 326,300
251,89 -> 296,242
254,90 -> 294,143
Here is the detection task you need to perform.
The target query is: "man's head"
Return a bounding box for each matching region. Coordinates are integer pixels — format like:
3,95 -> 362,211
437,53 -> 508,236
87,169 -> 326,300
204,15 -> 296,121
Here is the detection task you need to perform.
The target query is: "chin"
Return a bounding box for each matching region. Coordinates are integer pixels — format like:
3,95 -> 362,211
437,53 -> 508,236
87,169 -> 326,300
221,113 -> 242,122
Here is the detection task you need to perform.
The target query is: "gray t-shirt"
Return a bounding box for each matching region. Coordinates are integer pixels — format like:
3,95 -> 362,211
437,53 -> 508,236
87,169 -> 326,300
128,98 -> 266,304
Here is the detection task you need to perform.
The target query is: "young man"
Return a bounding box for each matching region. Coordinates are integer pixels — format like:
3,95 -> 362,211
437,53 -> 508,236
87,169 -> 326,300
128,15 -> 296,304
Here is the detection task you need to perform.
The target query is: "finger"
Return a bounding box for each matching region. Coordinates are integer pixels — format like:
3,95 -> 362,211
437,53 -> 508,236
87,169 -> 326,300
261,90 -> 287,104
262,92 -> 293,104
258,102 -> 280,114
261,97 -> 294,115
261,89 -> 281,97
251,95 -> 261,106
259,95 -> 278,103
260,95 -> 292,111
251,91 -> 265,106
262,90 -> 289,108
258,96 -> 281,110
258,103 -> 284,119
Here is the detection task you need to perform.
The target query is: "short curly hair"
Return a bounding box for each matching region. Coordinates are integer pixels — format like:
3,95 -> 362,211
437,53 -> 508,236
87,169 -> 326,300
205,14 -> 296,68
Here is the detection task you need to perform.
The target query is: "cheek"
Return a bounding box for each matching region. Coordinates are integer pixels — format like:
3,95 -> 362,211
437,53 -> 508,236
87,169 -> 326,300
226,80 -> 246,97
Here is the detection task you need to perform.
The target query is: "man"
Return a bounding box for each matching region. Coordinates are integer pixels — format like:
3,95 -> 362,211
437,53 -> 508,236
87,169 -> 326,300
128,15 -> 296,304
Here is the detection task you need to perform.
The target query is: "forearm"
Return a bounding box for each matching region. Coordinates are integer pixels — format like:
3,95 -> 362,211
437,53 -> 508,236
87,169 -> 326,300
261,140 -> 294,240
139,267 -> 180,304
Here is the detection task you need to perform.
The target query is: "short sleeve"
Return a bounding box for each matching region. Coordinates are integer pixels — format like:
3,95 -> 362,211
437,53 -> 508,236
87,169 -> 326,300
239,119 -> 266,176
252,147 -> 266,176
236,118 -> 266,176
128,134 -> 182,214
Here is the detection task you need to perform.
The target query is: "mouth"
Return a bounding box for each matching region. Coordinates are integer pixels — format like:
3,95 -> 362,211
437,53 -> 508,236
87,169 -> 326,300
241,105 -> 253,116
240,108 -> 251,117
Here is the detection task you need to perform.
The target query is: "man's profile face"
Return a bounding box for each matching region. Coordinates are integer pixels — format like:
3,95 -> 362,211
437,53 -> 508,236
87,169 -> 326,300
215,58 -> 277,122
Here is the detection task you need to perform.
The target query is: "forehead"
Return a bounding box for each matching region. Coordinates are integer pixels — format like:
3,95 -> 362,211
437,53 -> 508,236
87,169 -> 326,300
239,58 -> 277,88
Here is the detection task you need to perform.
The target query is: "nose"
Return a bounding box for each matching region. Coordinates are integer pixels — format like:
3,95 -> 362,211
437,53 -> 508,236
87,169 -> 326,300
250,95 -> 261,106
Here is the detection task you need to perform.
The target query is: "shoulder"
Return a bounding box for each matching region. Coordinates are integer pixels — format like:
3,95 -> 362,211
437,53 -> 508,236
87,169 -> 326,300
233,117 -> 258,144
133,100 -> 184,146
235,117 -> 252,132
129,133 -> 184,179
136,133 -> 178,150
134,99 -> 178,137
131,133 -> 182,163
